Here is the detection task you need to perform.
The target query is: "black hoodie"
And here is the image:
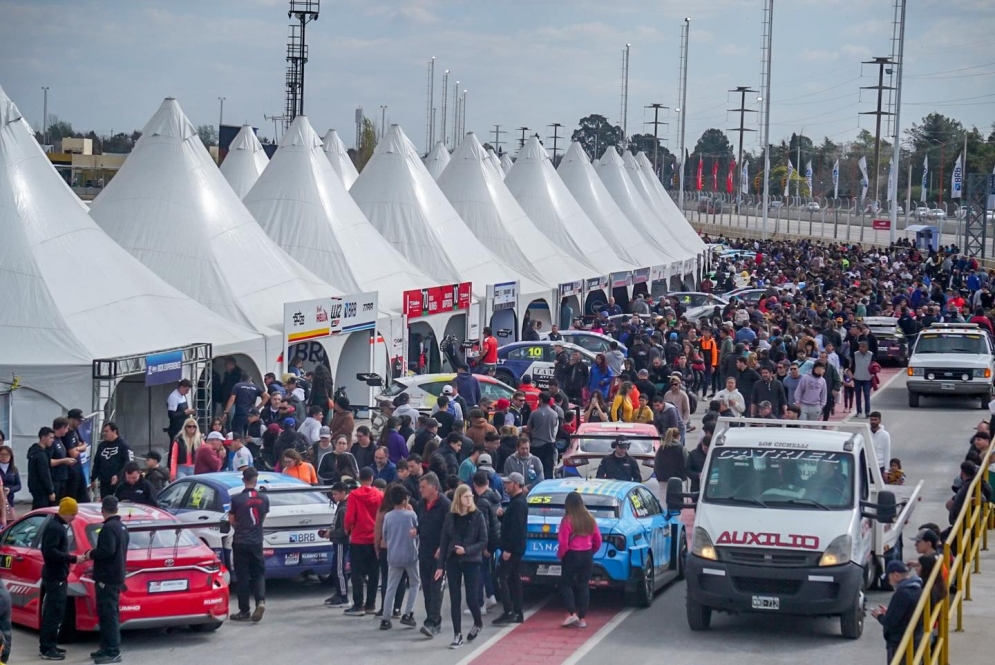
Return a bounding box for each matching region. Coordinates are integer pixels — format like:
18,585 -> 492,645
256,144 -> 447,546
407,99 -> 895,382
26,443 -> 54,499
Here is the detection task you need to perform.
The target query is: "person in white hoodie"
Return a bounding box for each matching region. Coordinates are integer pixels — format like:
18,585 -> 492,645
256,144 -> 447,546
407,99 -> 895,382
392,393 -> 421,428
298,406 -> 325,445
714,376 -> 746,418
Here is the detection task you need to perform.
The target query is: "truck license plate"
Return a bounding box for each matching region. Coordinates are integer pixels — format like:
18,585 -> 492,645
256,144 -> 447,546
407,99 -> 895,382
752,595 -> 779,610
940,382 -> 955,391
537,564 -> 561,576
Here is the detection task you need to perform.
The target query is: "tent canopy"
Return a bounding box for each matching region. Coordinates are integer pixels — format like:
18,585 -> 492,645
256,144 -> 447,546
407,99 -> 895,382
437,132 -> 592,287
557,140 -> 673,269
350,124 -> 547,299
626,150 -> 703,255
500,153 -> 514,175
244,115 -> 435,312
322,129 -> 359,190
504,136 -> 633,276
89,97 -> 335,347
423,141 -> 451,181
636,151 -> 705,253
220,124 -> 269,200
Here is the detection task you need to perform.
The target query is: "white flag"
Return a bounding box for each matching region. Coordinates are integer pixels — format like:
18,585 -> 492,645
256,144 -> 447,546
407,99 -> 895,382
741,161 -> 749,195
858,156 -> 869,202
832,159 -> 840,199
951,153 -> 963,199
920,155 -> 928,203
805,160 -> 813,197
886,160 -> 895,203
785,159 -> 794,198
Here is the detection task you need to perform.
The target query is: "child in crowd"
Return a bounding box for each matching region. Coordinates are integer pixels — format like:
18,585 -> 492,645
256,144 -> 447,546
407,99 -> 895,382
143,451 -> 170,494
842,368 -> 855,413
885,458 -> 906,486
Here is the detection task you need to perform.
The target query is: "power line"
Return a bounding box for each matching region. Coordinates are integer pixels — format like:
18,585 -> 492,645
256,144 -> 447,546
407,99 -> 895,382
776,77 -> 862,104
904,92 -> 995,105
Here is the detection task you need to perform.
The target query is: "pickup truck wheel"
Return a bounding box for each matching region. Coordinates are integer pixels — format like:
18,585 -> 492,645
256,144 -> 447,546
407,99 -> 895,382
627,553 -> 654,608
908,391 -> 919,408
862,558 -> 878,591
840,592 -> 864,639
686,594 -> 712,631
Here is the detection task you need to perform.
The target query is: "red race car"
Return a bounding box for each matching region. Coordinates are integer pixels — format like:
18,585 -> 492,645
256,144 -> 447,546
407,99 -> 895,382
0,502 -> 228,637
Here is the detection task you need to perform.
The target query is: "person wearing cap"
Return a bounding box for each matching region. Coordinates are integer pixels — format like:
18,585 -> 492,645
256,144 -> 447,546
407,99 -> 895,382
908,529 -> 944,576
321,481 -> 353,607
91,422 -> 134,500
166,378 -> 196,443
311,426 -> 335,470
871,560 -> 923,662
142,451 -> 169,493
115,461 -> 159,507
39,498 -> 86,660
195,431 -> 226,475
229,468 -> 270,623
492,471 -> 527,626
595,438 -> 642,482
63,408 -> 90,487
87,496 -> 128,664
476,453 -> 504,498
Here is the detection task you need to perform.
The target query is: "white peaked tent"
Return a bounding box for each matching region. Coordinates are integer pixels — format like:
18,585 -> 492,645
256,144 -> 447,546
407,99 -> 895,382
596,147 -> 692,262
557,141 -> 674,269
244,115 -> 435,312
424,141 -> 451,180
89,98 -> 335,366
484,147 -> 504,180
220,124 -> 269,199
321,129 -> 359,190
504,136 -> 633,275
437,133 -> 591,290
637,151 -> 705,252
625,150 -> 703,256
0,85 -> 262,447
500,153 -> 514,175
350,125 -> 548,301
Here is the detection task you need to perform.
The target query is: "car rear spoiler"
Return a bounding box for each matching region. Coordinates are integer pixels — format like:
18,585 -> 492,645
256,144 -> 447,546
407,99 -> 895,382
123,520 -> 231,560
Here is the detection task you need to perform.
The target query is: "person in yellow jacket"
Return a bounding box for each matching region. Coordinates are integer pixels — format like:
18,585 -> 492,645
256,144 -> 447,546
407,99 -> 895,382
610,382 -> 635,422
633,394 -> 654,424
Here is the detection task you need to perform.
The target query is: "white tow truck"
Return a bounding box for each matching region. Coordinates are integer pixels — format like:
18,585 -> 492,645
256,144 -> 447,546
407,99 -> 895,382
668,418 -> 922,639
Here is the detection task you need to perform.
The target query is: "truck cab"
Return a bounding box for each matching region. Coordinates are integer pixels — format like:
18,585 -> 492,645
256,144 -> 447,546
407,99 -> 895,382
906,322 -> 995,409
675,418 -> 921,640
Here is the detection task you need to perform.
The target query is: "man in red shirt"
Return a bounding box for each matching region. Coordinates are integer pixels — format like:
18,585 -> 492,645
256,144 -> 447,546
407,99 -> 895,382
343,468 -> 383,615
480,327 -> 499,374
517,375 -> 541,411
194,432 -> 225,474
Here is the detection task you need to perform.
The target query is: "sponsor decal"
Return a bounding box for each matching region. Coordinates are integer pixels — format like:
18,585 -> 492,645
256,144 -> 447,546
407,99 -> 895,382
204,597 -> 224,605
717,530 -> 820,550
121,605 -> 142,612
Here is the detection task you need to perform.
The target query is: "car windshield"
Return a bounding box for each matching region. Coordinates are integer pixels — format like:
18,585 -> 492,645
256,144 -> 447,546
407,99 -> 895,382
527,493 -> 620,518
568,335 -> 609,353
576,436 -> 656,454
86,523 -> 201,550
915,333 -> 988,355
381,380 -> 409,397
868,326 -> 899,337
703,447 -> 854,510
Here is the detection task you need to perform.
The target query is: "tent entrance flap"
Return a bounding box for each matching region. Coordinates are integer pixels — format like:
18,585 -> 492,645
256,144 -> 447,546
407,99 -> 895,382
92,343 -> 214,449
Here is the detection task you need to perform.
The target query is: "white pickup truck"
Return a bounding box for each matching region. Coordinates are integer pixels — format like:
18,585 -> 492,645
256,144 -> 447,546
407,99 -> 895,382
668,418 -> 922,640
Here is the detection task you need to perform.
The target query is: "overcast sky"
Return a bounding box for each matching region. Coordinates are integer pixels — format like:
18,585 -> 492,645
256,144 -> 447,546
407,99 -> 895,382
2,0 -> 992,156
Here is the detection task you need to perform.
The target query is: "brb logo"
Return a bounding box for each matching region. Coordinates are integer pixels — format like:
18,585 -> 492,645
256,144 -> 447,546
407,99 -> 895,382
717,531 -> 820,550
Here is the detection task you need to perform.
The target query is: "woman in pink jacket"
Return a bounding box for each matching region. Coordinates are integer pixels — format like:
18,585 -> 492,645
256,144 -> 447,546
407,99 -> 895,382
557,492 -> 603,628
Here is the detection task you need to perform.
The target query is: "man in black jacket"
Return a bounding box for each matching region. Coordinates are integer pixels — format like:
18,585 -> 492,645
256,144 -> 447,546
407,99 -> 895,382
871,560 -> 923,663
39,498 -> 83,660
687,435 -> 712,493
91,423 -> 134,499
416,473 -> 451,638
321,481 -> 352,607
114,462 -> 159,507
493,472 -> 527,626
27,427 -> 57,509
88,496 -> 129,664
596,440 -> 642,482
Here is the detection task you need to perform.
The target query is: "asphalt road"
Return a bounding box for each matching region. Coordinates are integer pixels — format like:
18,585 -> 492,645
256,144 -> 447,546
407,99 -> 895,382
10,371 -> 991,665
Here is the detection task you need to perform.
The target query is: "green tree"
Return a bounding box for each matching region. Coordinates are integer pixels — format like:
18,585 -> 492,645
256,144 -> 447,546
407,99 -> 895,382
571,114 -> 622,161
355,118 -> 378,171
197,124 -> 218,148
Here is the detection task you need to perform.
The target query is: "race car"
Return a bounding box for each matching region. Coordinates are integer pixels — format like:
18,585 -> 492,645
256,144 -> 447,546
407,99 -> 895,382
157,472 -> 336,579
493,341 -> 597,391
374,372 -> 515,413
519,478 -> 686,607
541,331 -> 627,357
559,422 -> 660,481
863,316 -> 909,365
0,502 -> 228,637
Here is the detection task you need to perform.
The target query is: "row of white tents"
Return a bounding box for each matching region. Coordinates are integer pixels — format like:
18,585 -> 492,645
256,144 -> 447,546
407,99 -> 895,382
0,83 -> 702,450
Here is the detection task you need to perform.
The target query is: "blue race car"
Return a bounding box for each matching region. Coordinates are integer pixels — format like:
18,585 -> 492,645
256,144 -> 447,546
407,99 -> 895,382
157,472 -> 337,580
519,478 -> 686,607
493,341 -> 596,392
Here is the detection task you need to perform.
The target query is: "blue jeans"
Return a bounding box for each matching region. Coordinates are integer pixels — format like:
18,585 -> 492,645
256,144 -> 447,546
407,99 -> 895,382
854,380 -> 872,415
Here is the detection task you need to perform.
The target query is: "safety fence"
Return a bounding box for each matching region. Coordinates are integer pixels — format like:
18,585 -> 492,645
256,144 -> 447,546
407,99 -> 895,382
889,446 -> 994,665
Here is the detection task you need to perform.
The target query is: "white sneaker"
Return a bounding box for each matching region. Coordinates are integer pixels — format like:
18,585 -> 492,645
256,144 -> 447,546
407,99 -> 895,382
464,605 -> 487,615
484,596 -> 499,609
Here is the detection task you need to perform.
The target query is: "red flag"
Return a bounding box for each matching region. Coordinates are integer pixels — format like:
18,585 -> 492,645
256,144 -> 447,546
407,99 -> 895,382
711,159 -> 719,190
727,160 -> 735,193
696,155 -> 703,191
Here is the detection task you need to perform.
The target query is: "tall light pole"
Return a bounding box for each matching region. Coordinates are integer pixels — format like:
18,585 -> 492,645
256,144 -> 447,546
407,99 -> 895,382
218,97 -> 225,142
380,105 -> 387,140
41,86 -> 49,145
759,0 -> 774,239
461,90 -> 467,143
677,18 -> 690,210
888,0 -> 907,244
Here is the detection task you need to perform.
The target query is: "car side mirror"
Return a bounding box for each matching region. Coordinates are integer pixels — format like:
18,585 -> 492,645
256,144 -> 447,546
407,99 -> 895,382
665,477 -> 686,512
219,521 -> 231,535
876,491 -> 897,523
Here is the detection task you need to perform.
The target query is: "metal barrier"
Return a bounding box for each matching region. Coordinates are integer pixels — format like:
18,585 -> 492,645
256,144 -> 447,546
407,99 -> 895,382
889,446 -> 993,665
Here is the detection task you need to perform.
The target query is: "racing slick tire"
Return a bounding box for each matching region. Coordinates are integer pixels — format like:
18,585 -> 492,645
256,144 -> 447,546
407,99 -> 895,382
191,621 -> 224,633
686,594 -> 712,631
908,391 -> 919,408
494,369 -> 516,387
627,553 -> 655,608
840,591 -> 864,640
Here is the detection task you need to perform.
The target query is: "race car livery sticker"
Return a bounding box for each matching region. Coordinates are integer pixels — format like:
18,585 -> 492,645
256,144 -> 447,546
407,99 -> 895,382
0,554 -> 12,569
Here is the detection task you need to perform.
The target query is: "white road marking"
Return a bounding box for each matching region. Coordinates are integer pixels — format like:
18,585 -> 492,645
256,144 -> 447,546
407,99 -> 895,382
454,596 -> 552,665
560,608 -> 635,665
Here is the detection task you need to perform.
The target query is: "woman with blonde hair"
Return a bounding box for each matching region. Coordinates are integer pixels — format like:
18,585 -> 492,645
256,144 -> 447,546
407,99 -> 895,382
170,417 -> 202,479
654,427 -> 687,486
436,484 -> 487,649
610,382 -> 635,422
557,492 -> 602,628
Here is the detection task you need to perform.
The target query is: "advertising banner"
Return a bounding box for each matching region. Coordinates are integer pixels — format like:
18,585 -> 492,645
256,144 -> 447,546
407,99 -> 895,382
402,282 -> 472,318
609,271 -> 632,288
585,276 -> 608,292
558,280 -> 583,298
650,265 -> 667,283
872,219 -> 891,230
145,350 -> 184,387
632,268 -> 651,284
491,281 -> 518,311
285,292 -> 379,344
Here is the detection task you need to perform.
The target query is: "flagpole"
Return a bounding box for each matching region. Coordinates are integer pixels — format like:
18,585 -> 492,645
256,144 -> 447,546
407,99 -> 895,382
677,18 -> 690,212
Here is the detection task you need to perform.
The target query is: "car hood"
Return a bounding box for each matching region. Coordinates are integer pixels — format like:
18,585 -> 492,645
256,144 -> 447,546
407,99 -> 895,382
696,503 -> 853,553
909,353 -> 990,369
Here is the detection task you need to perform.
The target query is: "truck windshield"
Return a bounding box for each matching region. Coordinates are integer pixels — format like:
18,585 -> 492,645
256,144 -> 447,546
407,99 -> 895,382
915,333 -> 988,355
703,448 -> 855,510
